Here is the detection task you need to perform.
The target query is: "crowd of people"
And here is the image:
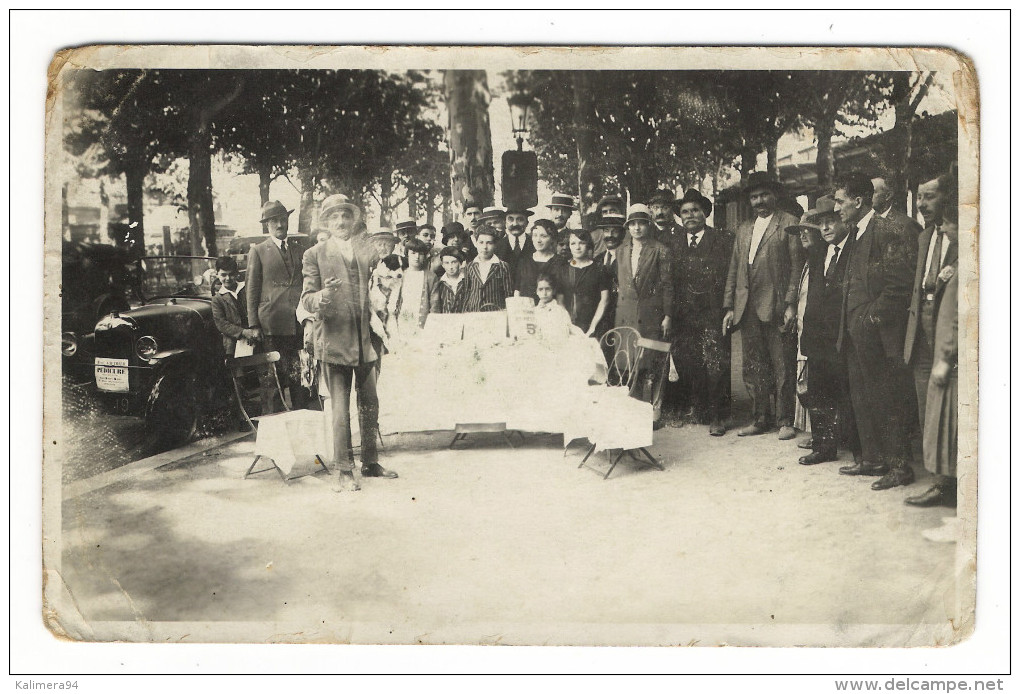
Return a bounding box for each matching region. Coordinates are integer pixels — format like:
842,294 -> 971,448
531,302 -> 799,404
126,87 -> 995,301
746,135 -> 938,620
208,168 -> 959,507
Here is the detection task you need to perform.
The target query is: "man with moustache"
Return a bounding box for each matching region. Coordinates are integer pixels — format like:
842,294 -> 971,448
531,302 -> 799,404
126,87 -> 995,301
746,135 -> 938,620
246,200 -> 309,412
590,193 -> 626,256
300,194 -> 397,492
546,193 -> 577,236
478,206 -> 507,239
903,172 -> 959,507
592,212 -> 626,337
671,190 -> 733,436
494,207 -> 535,280
789,196 -> 861,466
833,172 -> 914,491
648,189 -> 683,251
722,172 -> 803,440
462,200 -> 484,234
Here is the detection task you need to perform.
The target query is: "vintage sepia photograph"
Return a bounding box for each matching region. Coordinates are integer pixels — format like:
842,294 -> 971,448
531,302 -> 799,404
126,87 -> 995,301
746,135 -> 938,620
41,43 -> 978,649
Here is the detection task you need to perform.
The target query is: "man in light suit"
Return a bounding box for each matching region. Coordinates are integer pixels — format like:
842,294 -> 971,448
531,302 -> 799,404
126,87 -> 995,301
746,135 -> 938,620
834,173 -> 915,491
903,172 -> 959,507
722,172 -> 804,439
246,200 -> 309,412
301,194 -> 398,492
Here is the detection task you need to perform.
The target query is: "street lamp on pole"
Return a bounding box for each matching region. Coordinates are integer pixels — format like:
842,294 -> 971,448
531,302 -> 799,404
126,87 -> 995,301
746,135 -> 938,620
508,93 -> 534,152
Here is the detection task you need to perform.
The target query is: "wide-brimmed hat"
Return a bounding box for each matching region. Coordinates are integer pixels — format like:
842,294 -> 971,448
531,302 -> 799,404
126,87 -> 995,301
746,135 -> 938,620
784,196 -> 838,235
479,206 -> 506,220
674,189 -> 713,216
647,189 -> 676,207
319,194 -> 360,220
546,193 -> 577,210
743,171 -> 783,196
369,230 -> 398,242
259,200 -> 293,223
394,219 -> 418,236
625,204 -> 654,226
596,212 -> 627,229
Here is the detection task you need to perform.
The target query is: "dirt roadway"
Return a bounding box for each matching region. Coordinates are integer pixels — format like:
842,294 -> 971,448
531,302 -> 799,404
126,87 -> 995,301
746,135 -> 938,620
52,420 -> 962,647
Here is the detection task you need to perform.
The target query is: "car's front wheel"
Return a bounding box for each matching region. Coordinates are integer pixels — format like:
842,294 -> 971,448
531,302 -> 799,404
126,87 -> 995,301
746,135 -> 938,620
146,370 -> 200,448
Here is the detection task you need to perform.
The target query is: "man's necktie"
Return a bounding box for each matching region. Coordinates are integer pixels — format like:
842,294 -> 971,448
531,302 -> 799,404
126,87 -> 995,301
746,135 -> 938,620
825,246 -> 840,281
923,229 -> 944,292
280,240 -> 293,275
689,235 -> 698,249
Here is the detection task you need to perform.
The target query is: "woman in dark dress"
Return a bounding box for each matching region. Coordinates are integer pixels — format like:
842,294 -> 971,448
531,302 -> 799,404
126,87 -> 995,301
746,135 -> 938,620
514,218 -> 568,303
563,229 -> 611,338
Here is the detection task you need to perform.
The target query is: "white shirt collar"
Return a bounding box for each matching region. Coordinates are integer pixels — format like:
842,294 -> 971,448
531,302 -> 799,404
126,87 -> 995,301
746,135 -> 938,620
855,209 -> 875,240
441,272 -> 463,288
270,235 -> 286,249
219,281 -> 245,300
753,213 -> 773,230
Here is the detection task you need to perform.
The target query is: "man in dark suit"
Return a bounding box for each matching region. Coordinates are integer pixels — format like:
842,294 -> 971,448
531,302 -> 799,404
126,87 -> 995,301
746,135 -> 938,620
592,193 -> 626,256
301,194 -> 397,492
593,212 -> 626,337
834,173 -> 915,491
872,176 -> 925,240
649,188 -> 684,251
789,196 -> 861,466
493,207 -> 535,282
903,172 -> 959,507
722,172 -> 804,439
671,189 -> 734,436
246,200 -> 309,412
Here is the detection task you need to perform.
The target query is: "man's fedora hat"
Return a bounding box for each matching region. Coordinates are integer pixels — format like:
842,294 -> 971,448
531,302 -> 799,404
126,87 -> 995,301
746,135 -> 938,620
743,171 -> 783,195
647,189 -> 677,207
784,196 -> 837,235
259,200 -> 293,223
625,204 -> 654,226
596,212 -> 627,228
319,194 -> 361,220
674,189 -> 713,217
546,194 -> 577,210
479,206 -> 507,220
394,219 -> 418,235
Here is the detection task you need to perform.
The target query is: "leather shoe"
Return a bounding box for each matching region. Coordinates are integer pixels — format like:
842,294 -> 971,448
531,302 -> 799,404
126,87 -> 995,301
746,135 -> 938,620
799,451 -> 836,465
839,461 -> 889,476
737,422 -> 767,436
797,437 -> 815,450
904,484 -> 956,507
777,425 -> 797,440
709,421 -> 726,437
362,463 -> 398,479
871,467 -> 915,491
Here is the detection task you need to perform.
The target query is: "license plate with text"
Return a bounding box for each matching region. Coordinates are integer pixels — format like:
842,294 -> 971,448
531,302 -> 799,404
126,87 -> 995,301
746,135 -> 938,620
95,358 -> 130,392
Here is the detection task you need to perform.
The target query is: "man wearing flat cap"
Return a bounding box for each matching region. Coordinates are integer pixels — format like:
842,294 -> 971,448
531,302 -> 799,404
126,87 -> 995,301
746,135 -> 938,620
787,196 -> 861,467
247,199 -> 309,412
648,189 -> 683,251
722,172 -> 804,440
671,189 -> 734,436
301,194 -> 397,491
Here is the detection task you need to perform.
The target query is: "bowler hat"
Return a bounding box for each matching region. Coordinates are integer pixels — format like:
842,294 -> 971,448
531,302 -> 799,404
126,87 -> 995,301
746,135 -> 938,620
505,207 -> 535,217
625,204 -> 654,226
320,194 -> 360,221
479,206 -> 506,220
743,171 -> 782,196
674,189 -> 713,216
596,212 -> 626,228
546,193 -> 577,210
259,200 -> 293,223
647,189 -> 677,207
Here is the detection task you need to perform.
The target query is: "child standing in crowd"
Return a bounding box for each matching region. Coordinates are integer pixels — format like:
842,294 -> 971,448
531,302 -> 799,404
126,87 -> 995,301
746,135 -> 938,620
396,238 -> 438,329
534,272 -> 573,338
433,247 -> 469,314
464,225 -> 514,312
564,229 -> 611,338
555,229 -> 572,261
515,218 -> 568,303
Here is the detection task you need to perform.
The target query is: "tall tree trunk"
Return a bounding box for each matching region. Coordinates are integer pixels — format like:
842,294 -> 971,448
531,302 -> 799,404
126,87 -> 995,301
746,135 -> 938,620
297,167 -> 317,235
258,167 -> 273,233
443,70 -> 495,212
572,71 -> 599,229
406,183 -> 419,221
425,190 -> 436,228
814,117 -> 836,192
379,176 -> 394,227
187,130 -> 216,256
740,144 -> 758,179
887,72 -> 931,213
124,162 -> 146,257
766,137 -> 779,178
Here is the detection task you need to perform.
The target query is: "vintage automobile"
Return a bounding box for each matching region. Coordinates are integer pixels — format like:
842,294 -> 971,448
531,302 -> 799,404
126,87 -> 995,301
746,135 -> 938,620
85,255 -> 234,447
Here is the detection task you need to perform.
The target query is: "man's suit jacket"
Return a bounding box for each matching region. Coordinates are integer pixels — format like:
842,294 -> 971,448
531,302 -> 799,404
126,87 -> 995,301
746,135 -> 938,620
300,236 -> 380,367
881,206 -> 924,241
654,221 -> 684,252
673,226 -> 734,326
723,210 -> 803,326
211,286 -> 248,355
903,225 -> 958,365
615,236 -> 673,339
246,235 -> 306,336
593,248 -> 620,334
838,214 -> 913,358
800,237 -> 854,361
494,233 -> 535,281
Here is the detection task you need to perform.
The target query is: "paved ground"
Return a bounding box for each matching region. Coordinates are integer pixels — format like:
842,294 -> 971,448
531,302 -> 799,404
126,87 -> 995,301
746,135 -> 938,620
53,416 -> 961,647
